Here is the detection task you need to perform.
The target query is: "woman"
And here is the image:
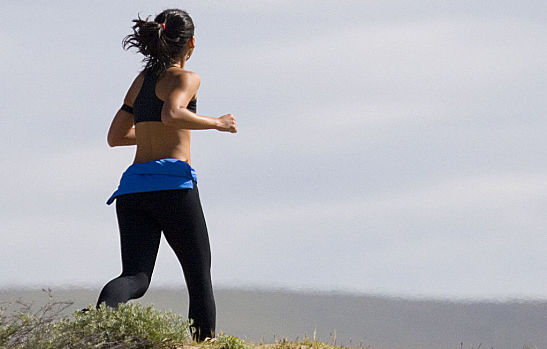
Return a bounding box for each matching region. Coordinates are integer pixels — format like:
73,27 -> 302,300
95,8 -> 236,342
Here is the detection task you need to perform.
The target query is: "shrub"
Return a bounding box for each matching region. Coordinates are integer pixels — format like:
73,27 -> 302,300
214,334 -> 252,349
0,288 -> 192,349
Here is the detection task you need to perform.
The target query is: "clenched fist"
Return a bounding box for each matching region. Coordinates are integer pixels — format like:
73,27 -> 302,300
216,113 -> 237,133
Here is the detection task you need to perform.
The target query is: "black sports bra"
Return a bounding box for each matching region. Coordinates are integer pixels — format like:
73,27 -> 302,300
121,70 -> 197,124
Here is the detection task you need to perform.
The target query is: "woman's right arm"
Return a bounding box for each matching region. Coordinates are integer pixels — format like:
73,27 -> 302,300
161,71 -> 237,132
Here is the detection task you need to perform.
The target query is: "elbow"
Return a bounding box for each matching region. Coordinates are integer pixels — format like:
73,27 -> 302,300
107,134 -> 118,147
161,109 -> 174,126
161,107 -> 190,128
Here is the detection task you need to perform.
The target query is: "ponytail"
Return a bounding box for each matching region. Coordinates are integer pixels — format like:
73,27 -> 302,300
122,9 -> 195,80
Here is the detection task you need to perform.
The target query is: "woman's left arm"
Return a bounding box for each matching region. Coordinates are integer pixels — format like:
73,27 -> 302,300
107,73 -> 143,147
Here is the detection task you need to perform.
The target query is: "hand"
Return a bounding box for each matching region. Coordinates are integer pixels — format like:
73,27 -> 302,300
216,114 -> 237,133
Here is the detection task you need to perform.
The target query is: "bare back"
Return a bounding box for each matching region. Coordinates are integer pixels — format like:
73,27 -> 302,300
128,67 -> 197,166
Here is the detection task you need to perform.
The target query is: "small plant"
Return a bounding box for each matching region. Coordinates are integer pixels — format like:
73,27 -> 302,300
53,301 -> 193,348
0,288 -> 73,349
214,334 -> 252,349
0,288 -> 372,349
0,288 -> 193,349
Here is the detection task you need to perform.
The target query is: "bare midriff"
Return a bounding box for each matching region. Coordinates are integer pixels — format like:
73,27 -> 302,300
133,123 -> 191,166
131,67 -> 194,166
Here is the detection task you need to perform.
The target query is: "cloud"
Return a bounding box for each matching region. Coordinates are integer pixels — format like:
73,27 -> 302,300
210,171 -> 547,228
205,171 -> 547,299
1,1 -> 546,299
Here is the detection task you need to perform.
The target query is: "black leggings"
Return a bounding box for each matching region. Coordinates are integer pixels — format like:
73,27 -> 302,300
96,181 -> 216,341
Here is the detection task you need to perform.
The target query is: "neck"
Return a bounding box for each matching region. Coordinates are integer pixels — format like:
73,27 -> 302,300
174,49 -> 192,69
171,61 -> 185,69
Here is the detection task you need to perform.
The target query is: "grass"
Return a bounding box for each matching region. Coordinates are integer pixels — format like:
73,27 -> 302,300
0,288 -> 362,349
2,288 -> 538,349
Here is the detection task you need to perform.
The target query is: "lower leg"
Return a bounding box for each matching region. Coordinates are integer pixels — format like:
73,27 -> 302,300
188,278 -> 216,341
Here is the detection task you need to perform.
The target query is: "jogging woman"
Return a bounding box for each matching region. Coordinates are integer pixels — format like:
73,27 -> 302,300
95,8 -> 236,342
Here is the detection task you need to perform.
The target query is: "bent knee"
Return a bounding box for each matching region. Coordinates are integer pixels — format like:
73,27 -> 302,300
119,271 -> 151,298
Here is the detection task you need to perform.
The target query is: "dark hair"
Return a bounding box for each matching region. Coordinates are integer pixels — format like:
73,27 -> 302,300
122,9 -> 195,80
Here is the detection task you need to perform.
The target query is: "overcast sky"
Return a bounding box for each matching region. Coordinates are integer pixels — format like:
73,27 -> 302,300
1,0 -> 546,301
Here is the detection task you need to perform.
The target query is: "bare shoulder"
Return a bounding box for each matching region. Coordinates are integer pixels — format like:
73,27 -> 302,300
123,71 -> 146,106
166,67 -> 200,87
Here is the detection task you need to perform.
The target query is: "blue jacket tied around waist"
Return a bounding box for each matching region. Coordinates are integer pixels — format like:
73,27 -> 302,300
106,158 -> 198,205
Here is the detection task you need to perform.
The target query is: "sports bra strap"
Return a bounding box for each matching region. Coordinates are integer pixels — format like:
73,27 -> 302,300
121,103 -> 133,114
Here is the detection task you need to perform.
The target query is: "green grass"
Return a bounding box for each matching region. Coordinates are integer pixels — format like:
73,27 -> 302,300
5,288 -> 526,349
0,288 -> 360,349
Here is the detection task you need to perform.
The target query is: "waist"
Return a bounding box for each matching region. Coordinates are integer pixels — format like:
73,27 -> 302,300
133,132 -> 191,165
123,158 -> 196,178
133,156 -> 190,166
106,158 -> 197,205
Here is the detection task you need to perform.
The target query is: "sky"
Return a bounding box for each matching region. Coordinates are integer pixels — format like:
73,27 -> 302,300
1,0 -> 546,301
